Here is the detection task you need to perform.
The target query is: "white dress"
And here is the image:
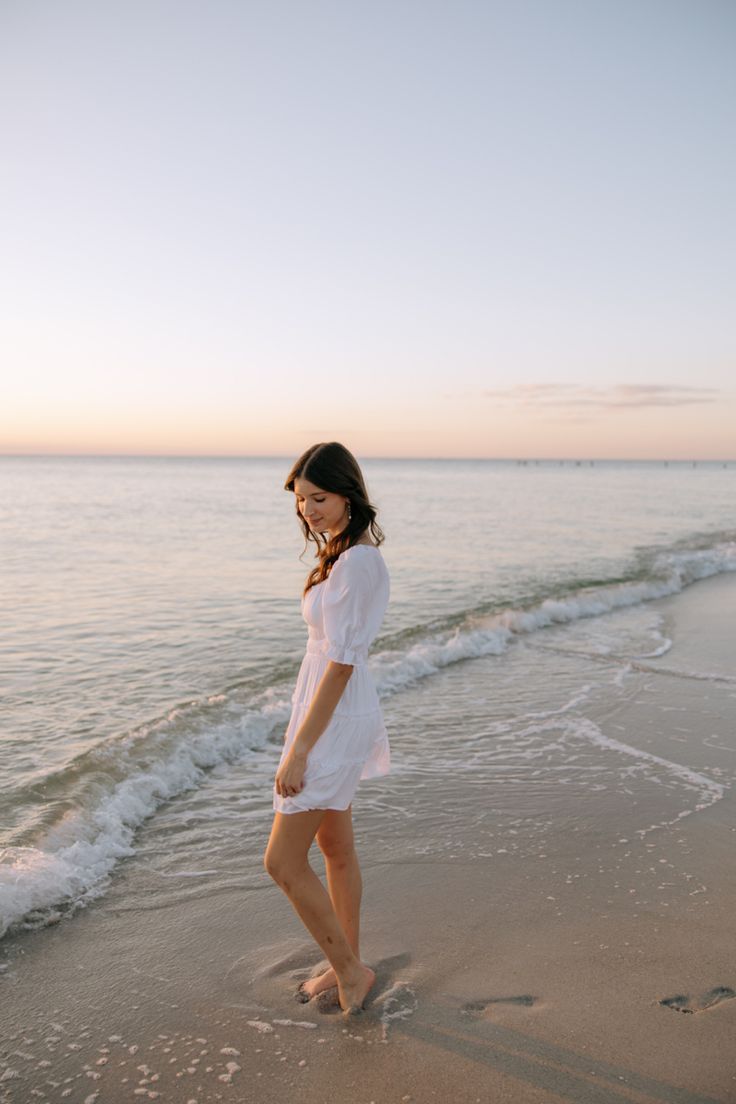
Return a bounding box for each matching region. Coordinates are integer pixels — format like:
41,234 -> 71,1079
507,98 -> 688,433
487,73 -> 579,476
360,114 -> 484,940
272,543 -> 391,814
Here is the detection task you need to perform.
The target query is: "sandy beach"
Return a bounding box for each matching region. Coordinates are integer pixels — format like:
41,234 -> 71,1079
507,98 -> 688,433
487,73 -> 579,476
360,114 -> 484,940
2,572 -> 735,1104
4,0 -> 735,1094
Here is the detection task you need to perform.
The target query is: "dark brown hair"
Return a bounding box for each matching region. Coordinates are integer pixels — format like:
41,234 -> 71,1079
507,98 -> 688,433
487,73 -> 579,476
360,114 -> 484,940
284,441 -> 385,595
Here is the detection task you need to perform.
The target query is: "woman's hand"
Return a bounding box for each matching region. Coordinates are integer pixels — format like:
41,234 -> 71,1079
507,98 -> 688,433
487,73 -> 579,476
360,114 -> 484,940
275,748 -> 308,798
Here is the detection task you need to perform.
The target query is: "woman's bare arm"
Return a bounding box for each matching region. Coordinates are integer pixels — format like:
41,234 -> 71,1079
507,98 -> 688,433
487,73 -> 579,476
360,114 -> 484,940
274,662 -> 353,797
292,662 -> 353,755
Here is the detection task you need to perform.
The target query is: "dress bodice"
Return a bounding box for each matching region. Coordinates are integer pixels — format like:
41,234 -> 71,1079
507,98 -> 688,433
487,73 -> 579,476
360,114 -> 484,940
301,545 -> 389,666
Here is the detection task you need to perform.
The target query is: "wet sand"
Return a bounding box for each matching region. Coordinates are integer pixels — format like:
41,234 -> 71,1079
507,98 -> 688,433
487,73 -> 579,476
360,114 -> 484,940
2,573 -> 735,1103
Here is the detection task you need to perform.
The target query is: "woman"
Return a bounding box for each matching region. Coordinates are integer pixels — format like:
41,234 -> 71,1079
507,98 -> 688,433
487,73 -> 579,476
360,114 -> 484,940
263,441 -> 391,1016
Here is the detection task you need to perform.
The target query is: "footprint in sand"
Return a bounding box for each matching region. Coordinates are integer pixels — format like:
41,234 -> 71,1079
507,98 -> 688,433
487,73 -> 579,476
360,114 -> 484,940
659,986 -> 735,1014
461,994 -> 538,1016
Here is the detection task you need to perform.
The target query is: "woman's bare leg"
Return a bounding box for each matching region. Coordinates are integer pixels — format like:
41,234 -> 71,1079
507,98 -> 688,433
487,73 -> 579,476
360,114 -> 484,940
264,809 -> 374,1013
298,806 -> 362,999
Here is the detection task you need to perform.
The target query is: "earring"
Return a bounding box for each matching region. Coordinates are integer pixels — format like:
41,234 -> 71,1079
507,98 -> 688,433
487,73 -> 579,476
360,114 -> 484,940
346,500 -> 352,521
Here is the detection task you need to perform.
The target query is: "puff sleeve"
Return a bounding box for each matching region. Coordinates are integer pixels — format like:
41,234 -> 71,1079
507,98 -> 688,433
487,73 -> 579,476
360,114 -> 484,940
320,551 -> 377,666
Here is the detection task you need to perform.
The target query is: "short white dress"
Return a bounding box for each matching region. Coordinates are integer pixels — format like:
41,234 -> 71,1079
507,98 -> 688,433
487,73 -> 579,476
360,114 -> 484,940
273,543 -> 391,814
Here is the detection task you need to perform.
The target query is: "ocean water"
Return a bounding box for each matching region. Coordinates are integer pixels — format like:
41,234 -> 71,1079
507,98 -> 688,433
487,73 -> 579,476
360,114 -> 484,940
1,455 -> 735,944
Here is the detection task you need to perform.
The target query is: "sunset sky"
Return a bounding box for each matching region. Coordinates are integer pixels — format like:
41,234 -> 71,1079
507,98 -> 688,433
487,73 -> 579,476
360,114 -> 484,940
1,1 -> 734,460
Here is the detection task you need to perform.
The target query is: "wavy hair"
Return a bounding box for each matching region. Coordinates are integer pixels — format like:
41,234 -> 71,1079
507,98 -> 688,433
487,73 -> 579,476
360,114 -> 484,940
284,441 -> 385,595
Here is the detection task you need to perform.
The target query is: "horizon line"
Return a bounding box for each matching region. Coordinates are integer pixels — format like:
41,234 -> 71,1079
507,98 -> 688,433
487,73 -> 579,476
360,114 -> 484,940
1,452 -> 734,464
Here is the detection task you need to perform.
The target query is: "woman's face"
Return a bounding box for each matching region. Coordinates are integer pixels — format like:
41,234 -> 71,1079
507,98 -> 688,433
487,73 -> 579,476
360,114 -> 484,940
293,477 -> 348,538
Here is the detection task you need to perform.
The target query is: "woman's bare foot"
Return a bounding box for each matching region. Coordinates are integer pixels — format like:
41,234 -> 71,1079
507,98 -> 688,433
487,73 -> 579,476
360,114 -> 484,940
338,963 -> 376,1014
296,966 -> 337,1002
